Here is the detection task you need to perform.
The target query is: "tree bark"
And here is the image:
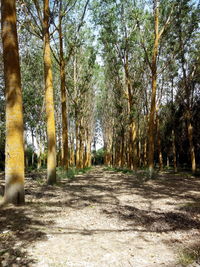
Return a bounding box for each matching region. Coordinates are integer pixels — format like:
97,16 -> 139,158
59,0 -> 68,170
43,0 -> 57,184
156,110 -> 163,171
187,115 -> 196,173
148,0 -> 159,178
125,61 -> 137,170
172,129 -> 177,172
2,0 -> 25,205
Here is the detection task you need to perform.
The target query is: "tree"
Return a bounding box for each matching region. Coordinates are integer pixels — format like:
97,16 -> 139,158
43,0 -> 57,184
1,0 -> 25,204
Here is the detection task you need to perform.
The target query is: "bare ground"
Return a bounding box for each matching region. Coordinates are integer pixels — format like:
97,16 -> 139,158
1,166 -> 200,267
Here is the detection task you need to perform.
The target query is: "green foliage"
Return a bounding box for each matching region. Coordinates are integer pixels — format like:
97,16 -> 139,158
178,246 -> 200,266
92,148 -> 104,165
57,166 -> 92,181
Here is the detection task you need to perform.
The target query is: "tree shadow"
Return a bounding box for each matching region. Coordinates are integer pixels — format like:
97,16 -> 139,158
0,205 -> 50,266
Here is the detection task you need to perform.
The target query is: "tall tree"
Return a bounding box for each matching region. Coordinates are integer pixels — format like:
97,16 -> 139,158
43,0 -> 57,184
1,0 -> 25,204
148,0 -> 172,177
59,0 -> 68,170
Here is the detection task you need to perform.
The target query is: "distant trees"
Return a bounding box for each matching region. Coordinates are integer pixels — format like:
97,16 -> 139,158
95,0 -> 199,173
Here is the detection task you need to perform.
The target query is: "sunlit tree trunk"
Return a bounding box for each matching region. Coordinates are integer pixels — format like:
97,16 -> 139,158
148,0 -> 159,178
79,122 -> 84,169
125,61 -> 137,170
2,0 -> 25,205
43,0 -> 57,184
187,114 -> 196,174
59,0 -> 68,170
75,112 -> 80,168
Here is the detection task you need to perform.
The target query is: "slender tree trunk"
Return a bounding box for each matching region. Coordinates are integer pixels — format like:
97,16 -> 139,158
120,129 -> 125,167
125,61 -> 137,170
43,0 -> 57,184
31,128 -> 35,166
2,0 -> 25,205
138,127 -> 142,167
79,125 -> 84,169
167,154 -> 170,168
187,115 -> 196,174
75,113 -> 80,168
85,129 -> 91,167
59,1 -> 68,170
143,138 -> 147,167
70,131 -> 75,166
156,110 -> 163,171
172,129 -> 177,172
148,0 -> 159,178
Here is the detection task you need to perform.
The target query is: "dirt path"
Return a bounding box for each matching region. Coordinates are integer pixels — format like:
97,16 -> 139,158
1,166 -> 200,266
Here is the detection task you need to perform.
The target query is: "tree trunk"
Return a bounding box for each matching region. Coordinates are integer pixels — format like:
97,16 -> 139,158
59,1 -> 68,170
75,114 -> 80,168
120,129 -> 125,167
143,138 -> 147,167
148,0 -> 159,178
125,61 -> 137,170
172,129 -> 177,172
85,129 -> 91,167
156,110 -> 163,171
187,116 -> 196,174
43,0 -> 57,184
2,0 -> 25,205
70,131 -> 75,166
79,125 -> 84,169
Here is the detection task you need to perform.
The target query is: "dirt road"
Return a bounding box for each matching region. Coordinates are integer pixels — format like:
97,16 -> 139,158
1,167 -> 200,266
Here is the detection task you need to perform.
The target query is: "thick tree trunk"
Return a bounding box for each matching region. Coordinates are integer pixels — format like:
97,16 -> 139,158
59,1 -> 68,170
2,0 -> 25,205
43,0 -> 57,184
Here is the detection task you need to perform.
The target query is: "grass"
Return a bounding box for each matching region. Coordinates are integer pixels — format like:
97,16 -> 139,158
178,246 -> 200,266
57,166 -> 92,181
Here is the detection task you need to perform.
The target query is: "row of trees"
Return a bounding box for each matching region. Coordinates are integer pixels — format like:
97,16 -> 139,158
0,0 -> 199,205
96,0 -> 199,175
1,0 -> 97,204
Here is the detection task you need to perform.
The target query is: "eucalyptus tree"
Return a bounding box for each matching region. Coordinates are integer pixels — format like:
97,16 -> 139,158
19,0 -> 57,183
1,0 -> 25,204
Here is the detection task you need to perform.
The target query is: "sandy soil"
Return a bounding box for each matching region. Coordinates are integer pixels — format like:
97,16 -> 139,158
0,166 -> 200,267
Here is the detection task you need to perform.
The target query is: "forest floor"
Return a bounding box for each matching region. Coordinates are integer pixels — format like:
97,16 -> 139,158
0,166 -> 200,267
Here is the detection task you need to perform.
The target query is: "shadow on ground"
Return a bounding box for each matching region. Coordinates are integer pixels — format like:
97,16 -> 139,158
1,167 -> 200,265
24,167 -> 200,233
0,172 -> 52,266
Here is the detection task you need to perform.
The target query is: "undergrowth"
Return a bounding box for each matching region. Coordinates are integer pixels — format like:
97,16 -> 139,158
57,166 -> 92,180
178,246 -> 200,266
